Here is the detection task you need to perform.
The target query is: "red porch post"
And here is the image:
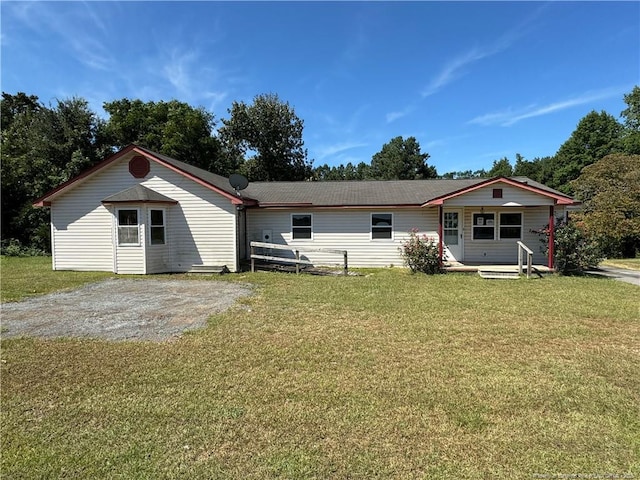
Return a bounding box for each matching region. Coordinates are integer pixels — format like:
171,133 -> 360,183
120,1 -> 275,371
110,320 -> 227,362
548,204 -> 555,269
438,205 -> 444,266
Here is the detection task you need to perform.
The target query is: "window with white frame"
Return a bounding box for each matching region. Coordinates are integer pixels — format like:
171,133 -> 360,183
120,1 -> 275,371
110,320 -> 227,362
472,212 -> 495,240
149,209 -> 166,245
499,212 -> 522,239
117,209 -> 139,245
371,213 -> 393,240
292,214 -> 312,240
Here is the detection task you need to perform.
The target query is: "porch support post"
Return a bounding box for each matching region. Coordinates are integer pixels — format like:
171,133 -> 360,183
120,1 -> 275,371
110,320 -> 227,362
438,205 -> 444,266
548,204 -> 555,269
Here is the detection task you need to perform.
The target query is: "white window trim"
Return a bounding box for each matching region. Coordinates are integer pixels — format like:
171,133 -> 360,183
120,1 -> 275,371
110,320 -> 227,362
498,211 -> 523,240
291,213 -> 313,241
471,211 -> 496,241
148,208 -> 166,246
370,212 -> 394,241
116,208 -> 141,246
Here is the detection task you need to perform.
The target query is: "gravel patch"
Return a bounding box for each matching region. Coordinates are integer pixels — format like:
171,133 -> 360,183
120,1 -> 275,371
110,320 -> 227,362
1,278 -> 253,341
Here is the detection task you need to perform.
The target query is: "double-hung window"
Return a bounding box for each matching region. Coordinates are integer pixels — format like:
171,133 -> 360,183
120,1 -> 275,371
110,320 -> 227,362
117,209 -> 139,245
371,213 -> 393,240
472,212 -> 495,240
149,209 -> 166,245
292,214 -> 312,240
499,212 -> 522,239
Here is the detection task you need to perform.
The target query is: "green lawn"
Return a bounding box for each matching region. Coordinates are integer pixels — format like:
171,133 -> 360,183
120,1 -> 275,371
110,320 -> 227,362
1,256 -> 116,302
601,257 -> 640,271
2,259 -> 639,479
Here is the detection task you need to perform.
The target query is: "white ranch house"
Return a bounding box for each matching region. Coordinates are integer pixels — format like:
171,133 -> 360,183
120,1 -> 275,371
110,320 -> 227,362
34,145 -> 576,274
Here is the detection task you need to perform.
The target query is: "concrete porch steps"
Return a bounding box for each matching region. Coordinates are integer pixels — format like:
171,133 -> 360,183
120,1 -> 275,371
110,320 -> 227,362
477,268 -> 521,279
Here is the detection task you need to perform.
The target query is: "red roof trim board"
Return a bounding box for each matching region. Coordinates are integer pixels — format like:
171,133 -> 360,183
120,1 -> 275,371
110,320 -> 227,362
255,203 -> 423,209
33,145 -> 255,207
421,176 -> 574,206
142,148 -> 248,205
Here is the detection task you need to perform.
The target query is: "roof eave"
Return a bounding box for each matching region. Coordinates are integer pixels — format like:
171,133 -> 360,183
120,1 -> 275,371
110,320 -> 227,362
421,176 -> 576,207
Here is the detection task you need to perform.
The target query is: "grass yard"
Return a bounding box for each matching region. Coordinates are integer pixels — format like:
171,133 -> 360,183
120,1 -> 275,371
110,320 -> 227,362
1,256 -> 116,302
1,260 -> 639,479
601,257 -> 640,271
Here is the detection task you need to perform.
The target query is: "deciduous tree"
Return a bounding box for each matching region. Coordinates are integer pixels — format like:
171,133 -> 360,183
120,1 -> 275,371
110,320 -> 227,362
102,99 -> 228,174
551,110 -> 623,193
571,153 -> 640,257
218,93 -> 312,181
370,136 -> 436,180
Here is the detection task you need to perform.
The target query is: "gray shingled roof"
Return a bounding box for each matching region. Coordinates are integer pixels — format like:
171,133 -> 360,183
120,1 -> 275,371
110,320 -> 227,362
102,184 -> 177,203
242,178 -> 487,206
135,145 -> 243,200
133,146 -> 573,206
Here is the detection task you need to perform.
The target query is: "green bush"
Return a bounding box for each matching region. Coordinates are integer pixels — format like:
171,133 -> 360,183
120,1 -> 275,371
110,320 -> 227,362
399,229 -> 444,274
533,219 -> 603,274
0,239 -> 48,257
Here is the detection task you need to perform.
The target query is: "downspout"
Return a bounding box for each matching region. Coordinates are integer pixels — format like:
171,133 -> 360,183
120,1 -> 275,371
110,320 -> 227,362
548,204 -> 555,269
438,205 -> 444,266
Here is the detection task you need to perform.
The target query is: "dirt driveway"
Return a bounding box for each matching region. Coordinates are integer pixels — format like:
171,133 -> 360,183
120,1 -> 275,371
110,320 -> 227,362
1,279 -> 253,341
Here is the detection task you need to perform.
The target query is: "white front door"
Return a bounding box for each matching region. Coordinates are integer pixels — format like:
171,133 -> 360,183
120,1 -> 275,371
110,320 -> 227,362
443,209 -> 463,262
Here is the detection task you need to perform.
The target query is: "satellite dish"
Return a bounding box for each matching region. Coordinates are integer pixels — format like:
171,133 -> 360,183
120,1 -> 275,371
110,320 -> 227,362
229,173 -> 249,192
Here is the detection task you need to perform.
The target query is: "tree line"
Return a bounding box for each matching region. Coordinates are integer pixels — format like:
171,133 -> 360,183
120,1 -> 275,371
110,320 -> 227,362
1,87 -> 639,256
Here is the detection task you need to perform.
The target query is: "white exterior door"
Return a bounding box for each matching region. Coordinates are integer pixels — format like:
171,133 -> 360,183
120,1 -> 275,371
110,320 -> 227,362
443,209 -> 463,262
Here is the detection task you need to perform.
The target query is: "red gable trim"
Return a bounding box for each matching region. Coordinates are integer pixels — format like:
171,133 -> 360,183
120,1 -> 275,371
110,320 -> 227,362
33,145 -> 138,207
136,147 -> 249,205
33,145 -> 256,207
421,176 -> 574,206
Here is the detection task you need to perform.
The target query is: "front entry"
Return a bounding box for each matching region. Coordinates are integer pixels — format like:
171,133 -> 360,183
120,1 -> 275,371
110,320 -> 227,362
443,209 -> 463,262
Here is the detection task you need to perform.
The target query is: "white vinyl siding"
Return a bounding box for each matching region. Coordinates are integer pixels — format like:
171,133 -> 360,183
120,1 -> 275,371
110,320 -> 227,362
462,206 -> 555,264
443,183 -> 556,207
49,153 -> 239,273
247,208 -> 438,268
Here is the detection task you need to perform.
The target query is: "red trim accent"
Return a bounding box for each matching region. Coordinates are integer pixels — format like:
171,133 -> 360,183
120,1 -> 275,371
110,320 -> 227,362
438,205 -> 444,266
548,205 -> 555,269
134,148 -> 249,205
33,144 -> 256,207
422,177 -> 574,206
254,203 -> 421,209
33,145 -> 138,206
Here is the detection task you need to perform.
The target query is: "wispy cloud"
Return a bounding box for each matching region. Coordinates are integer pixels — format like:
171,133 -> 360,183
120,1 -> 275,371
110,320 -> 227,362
468,87 -> 629,127
421,46 -> 503,98
315,141 -> 368,161
6,2 -> 115,71
421,3 -> 548,98
386,105 -> 415,123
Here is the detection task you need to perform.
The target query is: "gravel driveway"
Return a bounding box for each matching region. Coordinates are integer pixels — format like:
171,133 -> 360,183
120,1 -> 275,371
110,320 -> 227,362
1,279 -> 253,341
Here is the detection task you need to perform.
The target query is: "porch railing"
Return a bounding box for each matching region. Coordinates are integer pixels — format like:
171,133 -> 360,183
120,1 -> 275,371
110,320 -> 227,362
517,241 -> 534,278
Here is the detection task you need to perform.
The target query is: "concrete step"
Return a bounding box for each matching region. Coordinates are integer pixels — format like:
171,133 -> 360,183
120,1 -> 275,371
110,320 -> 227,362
478,269 -> 521,279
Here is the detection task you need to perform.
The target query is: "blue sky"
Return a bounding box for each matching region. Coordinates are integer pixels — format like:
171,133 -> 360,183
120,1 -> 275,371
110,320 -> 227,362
2,1 -> 638,174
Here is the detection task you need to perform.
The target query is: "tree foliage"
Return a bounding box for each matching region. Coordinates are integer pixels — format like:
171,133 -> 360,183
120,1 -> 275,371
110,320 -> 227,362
218,93 -> 312,181
370,136 -> 436,180
487,157 -> 513,177
102,98 -> 229,174
1,93 -> 104,250
620,86 -> 640,155
550,110 -> 623,193
572,153 -> 640,257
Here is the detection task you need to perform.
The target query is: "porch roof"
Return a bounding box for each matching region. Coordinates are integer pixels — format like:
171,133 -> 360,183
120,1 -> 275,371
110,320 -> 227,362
101,185 -> 178,204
